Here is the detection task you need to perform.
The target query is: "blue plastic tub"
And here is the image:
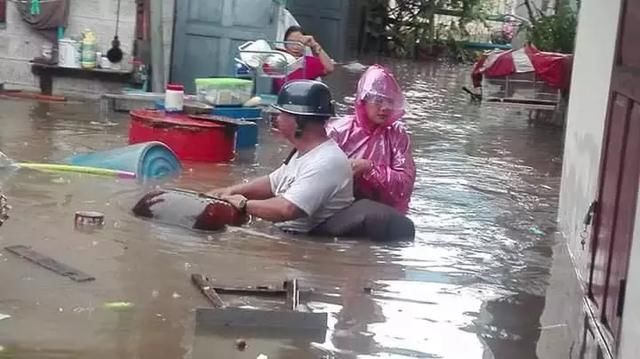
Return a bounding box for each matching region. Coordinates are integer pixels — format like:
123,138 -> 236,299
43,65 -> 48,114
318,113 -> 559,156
153,101 -> 260,148
234,122 -> 258,149
64,141 -> 182,181
211,107 -> 261,120
212,107 -> 260,148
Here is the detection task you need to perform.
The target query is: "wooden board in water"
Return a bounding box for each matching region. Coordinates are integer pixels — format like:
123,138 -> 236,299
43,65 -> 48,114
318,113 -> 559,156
5,245 -> 95,282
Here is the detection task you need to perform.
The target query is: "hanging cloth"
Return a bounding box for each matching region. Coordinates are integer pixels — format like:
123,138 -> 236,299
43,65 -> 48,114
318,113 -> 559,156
30,0 -> 40,15
18,0 -> 69,42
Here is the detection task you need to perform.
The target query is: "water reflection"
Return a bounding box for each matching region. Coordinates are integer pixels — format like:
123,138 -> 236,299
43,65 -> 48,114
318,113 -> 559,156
0,60 -> 562,358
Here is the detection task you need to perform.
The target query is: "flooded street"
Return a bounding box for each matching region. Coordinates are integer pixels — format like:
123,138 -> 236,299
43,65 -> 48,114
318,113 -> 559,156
0,60 -> 563,358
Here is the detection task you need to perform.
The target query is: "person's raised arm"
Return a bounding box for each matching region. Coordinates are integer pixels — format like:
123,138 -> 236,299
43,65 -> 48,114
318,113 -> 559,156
306,36 -> 334,74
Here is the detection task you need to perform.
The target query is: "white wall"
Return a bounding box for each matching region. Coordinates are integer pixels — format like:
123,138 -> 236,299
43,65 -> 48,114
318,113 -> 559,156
557,0 -> 621,283
0,0 -> 136,95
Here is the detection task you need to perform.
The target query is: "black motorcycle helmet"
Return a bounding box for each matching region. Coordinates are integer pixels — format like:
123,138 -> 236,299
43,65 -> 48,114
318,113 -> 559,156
272,80 -> 335,118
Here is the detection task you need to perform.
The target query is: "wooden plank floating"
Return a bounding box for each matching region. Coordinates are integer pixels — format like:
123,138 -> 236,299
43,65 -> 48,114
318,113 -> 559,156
191,274 -> 226,308
195,307 -> 327,332
4,245 -> 95,282
212,286 -> 312,298
284,279 -> 299,311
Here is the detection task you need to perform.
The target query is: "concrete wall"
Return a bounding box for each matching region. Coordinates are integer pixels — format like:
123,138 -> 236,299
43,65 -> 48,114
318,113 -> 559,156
557,0 -> 621,283
162,0 -> 175,84
0,0 -> 136,96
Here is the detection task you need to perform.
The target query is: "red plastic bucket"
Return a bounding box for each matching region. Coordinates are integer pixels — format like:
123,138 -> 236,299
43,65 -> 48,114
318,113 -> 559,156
129,109 -> 236,162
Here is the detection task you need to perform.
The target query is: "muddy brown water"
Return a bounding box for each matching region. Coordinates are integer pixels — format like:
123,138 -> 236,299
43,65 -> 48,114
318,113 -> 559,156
0,60 -> 563,358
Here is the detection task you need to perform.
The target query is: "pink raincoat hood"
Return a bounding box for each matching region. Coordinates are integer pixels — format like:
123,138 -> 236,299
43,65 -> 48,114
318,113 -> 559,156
327,65 -> 416,213
354,65 -> 407,132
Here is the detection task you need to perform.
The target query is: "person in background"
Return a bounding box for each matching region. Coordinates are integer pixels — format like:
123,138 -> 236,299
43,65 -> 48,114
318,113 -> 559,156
327,65 -> 416,213
273,26 -> 335,93
208,80 -> 353,234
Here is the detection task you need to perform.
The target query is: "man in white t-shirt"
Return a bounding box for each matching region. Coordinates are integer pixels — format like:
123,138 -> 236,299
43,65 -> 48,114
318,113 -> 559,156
208,80 -> 353,233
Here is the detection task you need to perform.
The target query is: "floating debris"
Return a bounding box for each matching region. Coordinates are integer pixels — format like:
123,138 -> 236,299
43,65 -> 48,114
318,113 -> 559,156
172,292 -> 181,299
529,227 -> 545,237
4,245 -> 95,282
74,211 -> 105,228
51,177 -> 68,184
104,301 -> 134,310
72,307 -> 94,313
256,354 -> 268,359
235,338 -> 247,351
0,193 -> 9,226
0,313 -> 10,321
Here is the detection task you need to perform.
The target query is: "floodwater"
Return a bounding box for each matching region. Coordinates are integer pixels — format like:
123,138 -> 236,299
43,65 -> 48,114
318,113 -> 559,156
0,60 -> 563,359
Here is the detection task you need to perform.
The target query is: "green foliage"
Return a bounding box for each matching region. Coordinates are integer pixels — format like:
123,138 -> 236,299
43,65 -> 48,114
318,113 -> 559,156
525,1 -> 578,53
361,0 -> 502,59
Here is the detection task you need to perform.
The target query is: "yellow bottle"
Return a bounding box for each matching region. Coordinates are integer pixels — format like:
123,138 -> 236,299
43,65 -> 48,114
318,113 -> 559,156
81,29 -> 97,69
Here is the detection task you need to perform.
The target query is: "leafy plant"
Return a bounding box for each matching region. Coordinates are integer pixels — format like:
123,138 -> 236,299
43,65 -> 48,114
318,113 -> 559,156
524,0 -> 578,53
361,0 -> 510,60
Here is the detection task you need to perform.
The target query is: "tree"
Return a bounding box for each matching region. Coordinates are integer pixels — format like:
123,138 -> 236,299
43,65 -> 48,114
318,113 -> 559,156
522,0 -> 578,53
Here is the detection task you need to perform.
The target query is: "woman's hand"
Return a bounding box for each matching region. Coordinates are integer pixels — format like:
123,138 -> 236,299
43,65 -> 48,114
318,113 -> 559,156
303,35 -> 322,54
351,159 -> 373,175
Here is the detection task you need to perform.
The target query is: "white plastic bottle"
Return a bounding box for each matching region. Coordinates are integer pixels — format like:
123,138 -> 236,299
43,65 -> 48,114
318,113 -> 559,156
165,84 -> 184,112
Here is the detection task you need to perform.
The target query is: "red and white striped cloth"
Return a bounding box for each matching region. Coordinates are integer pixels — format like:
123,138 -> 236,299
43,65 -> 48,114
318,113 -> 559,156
471,44 -> 573,90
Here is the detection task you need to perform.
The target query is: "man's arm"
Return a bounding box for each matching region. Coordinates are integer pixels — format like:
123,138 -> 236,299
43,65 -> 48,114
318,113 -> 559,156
209,176 -> 273,200
245,197 -> 305,223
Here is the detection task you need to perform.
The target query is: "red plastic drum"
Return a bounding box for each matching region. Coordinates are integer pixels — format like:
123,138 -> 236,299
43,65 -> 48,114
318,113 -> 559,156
129,109 -> 236,162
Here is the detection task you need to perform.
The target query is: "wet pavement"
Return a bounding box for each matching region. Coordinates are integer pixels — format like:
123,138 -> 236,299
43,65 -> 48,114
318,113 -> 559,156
0,60 -> 563,358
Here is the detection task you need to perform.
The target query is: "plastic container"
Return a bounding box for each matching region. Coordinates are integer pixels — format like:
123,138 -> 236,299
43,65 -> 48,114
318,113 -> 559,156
211,107 -> 261,148
128,110 -> 236,162
238,39 -> 273,68
58,38 -> 81,68
81,30 -> 97,69
195,78 -> 253,106
64,141 -> 182,180
42,44 -> 53,60
165,84 -> 184,112
235,122 -> 258,148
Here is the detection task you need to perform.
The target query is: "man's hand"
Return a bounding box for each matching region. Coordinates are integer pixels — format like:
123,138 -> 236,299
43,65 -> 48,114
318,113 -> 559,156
206,187 -> 234,198
221,194 -> 248,211
351,159 -> 373,175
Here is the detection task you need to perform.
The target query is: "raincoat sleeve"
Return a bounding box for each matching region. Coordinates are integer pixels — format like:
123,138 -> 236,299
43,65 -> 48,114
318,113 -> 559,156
360,125 -> 416,211
325,117 -> 351,146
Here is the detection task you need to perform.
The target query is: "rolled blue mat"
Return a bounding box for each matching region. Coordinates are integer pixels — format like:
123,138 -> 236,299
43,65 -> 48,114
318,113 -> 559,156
64,141 -> 182,181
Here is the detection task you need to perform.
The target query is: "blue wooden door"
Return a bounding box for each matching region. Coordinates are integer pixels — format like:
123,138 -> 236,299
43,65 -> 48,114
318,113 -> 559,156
287,0 -> 350,61
171,0 -> 279,93
588,0 -> 640,343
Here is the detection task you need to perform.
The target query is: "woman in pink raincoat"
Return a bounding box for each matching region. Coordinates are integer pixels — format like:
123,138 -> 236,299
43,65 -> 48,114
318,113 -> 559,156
327,65 -> 416,213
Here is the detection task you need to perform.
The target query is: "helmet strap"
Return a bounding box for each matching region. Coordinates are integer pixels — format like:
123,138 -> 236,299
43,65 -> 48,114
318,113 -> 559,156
294,117 -> 307,138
